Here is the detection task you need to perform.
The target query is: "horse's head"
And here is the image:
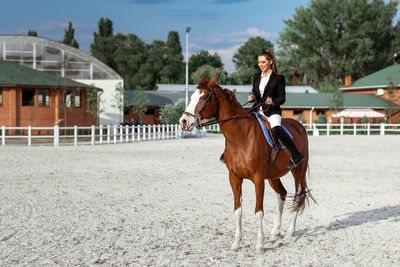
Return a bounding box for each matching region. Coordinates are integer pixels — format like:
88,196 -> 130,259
179,74 -> 218,131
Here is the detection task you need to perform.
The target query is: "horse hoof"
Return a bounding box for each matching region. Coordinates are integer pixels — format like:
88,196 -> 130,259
270,233 -> 282,241
231,242 -> 240,251
256,247 -> 265,254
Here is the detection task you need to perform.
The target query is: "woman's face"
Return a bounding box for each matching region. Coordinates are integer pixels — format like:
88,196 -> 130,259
258,55 -> 272,74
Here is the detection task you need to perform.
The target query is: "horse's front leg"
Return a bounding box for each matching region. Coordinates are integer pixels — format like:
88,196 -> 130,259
229,173 -> 243,251
254,176 -> 265,253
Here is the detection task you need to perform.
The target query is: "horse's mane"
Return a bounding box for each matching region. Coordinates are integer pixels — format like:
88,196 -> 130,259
214,84 -> 246,111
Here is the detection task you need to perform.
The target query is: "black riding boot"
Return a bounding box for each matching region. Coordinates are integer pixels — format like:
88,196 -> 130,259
271,126 -> 304,169
220,152 -> 225,163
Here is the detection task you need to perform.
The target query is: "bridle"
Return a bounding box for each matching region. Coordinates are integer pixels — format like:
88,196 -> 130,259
183,85 -> 266,128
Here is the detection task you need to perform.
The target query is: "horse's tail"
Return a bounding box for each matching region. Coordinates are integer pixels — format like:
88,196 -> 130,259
289,163 -> 317,213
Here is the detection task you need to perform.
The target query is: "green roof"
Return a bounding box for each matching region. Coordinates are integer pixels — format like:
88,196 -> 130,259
126,90 -> 397,109
341,64 -> 400,90
0,59 -> 94,89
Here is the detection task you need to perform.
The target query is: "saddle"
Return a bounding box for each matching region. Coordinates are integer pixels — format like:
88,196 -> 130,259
252,112 -> 293,172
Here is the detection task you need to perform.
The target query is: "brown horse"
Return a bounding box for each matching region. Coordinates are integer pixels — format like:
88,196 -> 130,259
179,75 -> 314,253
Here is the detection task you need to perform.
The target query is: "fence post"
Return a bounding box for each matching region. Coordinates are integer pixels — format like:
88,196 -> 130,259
353,123 -> 356,136
175,124 -> 178,139
380,123 -> 384,136
340,122 -> 343,135
74,125 -> 78,146
91,125 -> 95,145
2,126 -> 5,146
126,125 -> 129,142
137,126 -> 141,142
131,125 -> 135,142
119,125 -> 123,143
143,125 -> 146,141
28,126 -> 32,147
367,123 -> 370,136
107,125 -> 110,144
327,123 -> 330,136
99,125 -> 103,144
54,125 -> 59,147
153,125 -> 156,140
162,124 -> 165,139
113,125 -> 117,144
158,125 -> 161,139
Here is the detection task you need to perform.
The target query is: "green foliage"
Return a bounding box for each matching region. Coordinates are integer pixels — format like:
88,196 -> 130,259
130,90 -> 149,120
361,116 -> 369,123
297,113 -> 306,124
90,17 -> 117,71
318,78 -> 339,93
277,0 -> 398,87
63,21 -> 79,48
191,65 -> 227,84
27,30 -> 38,36
314,114 -> 327,124
160,98 -> 186,124
189,50 -> 223,82
159,31 -> 184,84
86,87 -> 104,119
227,68 -> 254,85
329,89 -> 344,112
233,37 -> 274,73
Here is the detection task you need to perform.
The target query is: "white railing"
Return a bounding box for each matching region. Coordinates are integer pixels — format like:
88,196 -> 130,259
206,123 -> 400,136
0,124 -> 180,147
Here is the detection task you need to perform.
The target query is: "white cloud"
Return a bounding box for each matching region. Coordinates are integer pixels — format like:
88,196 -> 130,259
209,44 -> 241,74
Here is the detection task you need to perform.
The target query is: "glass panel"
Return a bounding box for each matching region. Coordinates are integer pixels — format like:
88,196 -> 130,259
74,90 -> 81,107
22,89 -> 35,106
38,89 -> 49,106
65,94 -> 71,107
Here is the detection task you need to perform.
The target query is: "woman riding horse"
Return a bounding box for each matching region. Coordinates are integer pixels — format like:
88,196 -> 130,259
179,73 -> 314,253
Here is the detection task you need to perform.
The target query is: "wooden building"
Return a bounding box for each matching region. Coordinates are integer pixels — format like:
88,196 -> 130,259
339,64 -> 400,123
0,59 -> 99,128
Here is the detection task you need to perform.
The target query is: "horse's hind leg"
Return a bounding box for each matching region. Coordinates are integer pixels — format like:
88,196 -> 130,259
229,173 -> 243,251
286,164 -> 307,239
267,178 -> 287,240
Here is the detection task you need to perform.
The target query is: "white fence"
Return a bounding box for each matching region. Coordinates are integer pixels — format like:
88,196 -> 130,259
0,124 -> 180,147
1,123 -> 400,147
206,123 -> 400,136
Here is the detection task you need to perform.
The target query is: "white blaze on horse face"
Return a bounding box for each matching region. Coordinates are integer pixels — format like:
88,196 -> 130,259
179,89 -> 204,131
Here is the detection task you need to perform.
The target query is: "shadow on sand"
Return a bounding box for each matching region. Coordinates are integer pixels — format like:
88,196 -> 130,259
297,205 -> 400,237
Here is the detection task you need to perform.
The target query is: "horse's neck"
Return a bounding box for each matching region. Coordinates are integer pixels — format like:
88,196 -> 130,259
216,92 -> 250,143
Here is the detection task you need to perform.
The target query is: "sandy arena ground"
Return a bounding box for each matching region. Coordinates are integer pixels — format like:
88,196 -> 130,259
0,134 -> 399,266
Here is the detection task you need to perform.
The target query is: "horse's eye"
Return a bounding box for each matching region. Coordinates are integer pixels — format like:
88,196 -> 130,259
200,96 -> 207,100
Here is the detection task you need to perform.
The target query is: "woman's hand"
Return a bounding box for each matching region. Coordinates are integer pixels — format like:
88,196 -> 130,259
248,93 -> 255,102
266,97 -> 273,105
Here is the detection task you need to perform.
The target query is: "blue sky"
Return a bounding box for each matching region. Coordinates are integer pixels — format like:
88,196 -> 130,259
0,0 -> 398,73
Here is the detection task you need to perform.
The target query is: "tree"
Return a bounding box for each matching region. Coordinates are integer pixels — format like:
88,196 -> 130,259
129,90 -> 149,120
159,31 -> 184,83
227,68 -> 254,85
278,0 -> 398,88
191,65 -> 227,84
329,88 -> 344,112
189,50 -> 223,82
90,17 -> 117,71
233,36 -> 274,73
27,30 -> 38,36
113,33 -> 151,90
160,98 -> 186,124
63,21 -> 79,48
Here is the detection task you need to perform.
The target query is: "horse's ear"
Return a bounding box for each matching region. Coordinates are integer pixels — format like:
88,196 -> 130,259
224,88 -> 237,102
208,73 -> 218,87
199,75 -> 206,84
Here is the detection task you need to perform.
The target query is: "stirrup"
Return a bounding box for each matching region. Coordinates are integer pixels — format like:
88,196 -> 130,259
287,155 -> 304,169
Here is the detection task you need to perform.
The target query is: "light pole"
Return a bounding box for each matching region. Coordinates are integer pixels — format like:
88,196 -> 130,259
185,26 -> 191,107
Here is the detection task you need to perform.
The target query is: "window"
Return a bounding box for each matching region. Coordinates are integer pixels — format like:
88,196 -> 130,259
74,90 -> 81,107
0,89 -> 2,105
38,89 -> 50,107
65,93 -> 72,107
317,110 -> 325,115
293,110 -> 303,115
22,89 -> 35,106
